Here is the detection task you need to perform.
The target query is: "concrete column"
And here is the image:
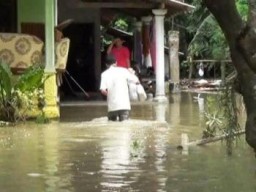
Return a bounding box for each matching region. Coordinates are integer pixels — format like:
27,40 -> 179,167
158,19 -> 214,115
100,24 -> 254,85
168,31 -> 180,93
45,0 -> 55,73
141,16 -> 152,68
55,0 -> 58,25
44,0 -> 59,118
133,21 -> 143,66
152,9 -> 167,102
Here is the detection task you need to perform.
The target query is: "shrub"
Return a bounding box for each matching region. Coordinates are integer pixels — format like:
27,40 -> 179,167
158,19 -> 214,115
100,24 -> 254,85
0,63 -> 48,122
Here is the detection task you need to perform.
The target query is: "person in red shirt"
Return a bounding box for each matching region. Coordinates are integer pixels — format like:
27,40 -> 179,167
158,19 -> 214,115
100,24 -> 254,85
107,37 -> 130,68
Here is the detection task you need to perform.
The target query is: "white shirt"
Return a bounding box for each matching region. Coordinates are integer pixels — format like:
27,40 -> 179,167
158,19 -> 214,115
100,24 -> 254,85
100,66 -> 138,112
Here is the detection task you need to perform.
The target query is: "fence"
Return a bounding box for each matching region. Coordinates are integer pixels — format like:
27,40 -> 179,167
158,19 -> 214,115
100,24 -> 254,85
182,59 -> 232,82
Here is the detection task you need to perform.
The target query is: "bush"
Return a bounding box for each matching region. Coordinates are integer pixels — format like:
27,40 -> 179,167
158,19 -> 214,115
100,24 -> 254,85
0,63 -> 48,122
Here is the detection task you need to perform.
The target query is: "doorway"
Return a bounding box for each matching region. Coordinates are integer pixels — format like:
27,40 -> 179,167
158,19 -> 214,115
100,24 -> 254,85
0,0 -> 17,32
61,23 -> 96,100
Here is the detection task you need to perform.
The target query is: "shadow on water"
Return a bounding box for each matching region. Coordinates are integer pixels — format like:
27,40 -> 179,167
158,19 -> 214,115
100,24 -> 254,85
0,92 -> 255,192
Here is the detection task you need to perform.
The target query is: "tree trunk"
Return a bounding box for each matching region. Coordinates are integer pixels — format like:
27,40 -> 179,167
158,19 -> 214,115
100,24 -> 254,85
203,0 -> 256,152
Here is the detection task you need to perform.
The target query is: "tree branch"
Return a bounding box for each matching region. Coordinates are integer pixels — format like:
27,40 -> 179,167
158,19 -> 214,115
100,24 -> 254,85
202,0 -> 244,43
248,0 -> 256,26
236,1 -> 256,73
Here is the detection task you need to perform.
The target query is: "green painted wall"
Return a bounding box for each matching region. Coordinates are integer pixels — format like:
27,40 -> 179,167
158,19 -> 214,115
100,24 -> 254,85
17,0 -> 45,31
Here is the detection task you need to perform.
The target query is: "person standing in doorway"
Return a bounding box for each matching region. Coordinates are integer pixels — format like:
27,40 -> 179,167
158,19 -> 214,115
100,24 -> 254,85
100,54 -> 139,121
107,37 -> 131,68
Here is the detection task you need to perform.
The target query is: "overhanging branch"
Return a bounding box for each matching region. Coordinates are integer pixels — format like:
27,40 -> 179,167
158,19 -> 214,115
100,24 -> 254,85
248,0 -> 256,26
202,0 -> 244,42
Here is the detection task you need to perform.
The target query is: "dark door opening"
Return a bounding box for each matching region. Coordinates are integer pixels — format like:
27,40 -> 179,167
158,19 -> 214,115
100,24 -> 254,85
0,0 -> 17,32
61,23 -> 96,101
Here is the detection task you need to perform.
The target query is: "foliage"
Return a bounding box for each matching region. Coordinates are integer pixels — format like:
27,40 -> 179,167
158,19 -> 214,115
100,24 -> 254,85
101,14 -> 134,49
173,0 -> 248,61
203,84 -> 241,146
35,88 -> 50,124
187,15 -> 229,60
111,14 -> 134,33
130,138 -> 145,159
0,63 -> 48,122
35,112 -> 50,124
218,83 -> 241,136
114,18 -> 129,32
236,0 -> 248,20
203,110 -> 224,138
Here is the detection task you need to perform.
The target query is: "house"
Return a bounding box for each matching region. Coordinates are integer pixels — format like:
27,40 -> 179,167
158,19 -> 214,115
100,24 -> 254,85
0,0 -> 194,118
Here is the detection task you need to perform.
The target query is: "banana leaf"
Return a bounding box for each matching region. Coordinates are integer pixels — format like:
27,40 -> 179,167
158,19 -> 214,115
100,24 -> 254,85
15,66 -> 45,92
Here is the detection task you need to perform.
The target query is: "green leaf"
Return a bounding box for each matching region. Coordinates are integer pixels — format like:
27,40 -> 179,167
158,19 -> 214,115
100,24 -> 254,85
15,66 -> 45,92
0,63 -> 12,99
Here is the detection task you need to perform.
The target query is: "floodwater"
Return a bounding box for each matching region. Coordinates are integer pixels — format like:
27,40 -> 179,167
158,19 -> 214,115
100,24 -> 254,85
0,92 -> 255,192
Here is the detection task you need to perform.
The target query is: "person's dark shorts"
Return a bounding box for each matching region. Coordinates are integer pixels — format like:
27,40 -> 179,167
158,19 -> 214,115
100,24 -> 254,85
108,110 -> 129,122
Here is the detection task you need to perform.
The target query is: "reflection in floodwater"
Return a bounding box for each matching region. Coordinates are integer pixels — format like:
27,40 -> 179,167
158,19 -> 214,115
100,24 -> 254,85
196,93 -> 205,129
0,92 -> 255,192
154,103 -> 169,122
100,127 -> 132,189
169,94 -> 181,126
196,93 -> 204,115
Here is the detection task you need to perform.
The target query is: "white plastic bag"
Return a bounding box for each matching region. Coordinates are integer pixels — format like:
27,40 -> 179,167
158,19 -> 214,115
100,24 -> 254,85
128,82 -> 139,101
136,84 -> 147,101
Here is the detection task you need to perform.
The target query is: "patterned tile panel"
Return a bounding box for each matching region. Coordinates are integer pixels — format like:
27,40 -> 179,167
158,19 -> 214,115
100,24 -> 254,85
0,33 -> 44,69
55,38 -> 70,71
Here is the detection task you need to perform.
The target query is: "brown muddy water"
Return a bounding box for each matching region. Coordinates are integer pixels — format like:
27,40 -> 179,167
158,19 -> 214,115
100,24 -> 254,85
0,92 -> 255,192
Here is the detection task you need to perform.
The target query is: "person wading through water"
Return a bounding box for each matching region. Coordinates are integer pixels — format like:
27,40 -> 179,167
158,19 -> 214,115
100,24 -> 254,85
100,54 -> 140,121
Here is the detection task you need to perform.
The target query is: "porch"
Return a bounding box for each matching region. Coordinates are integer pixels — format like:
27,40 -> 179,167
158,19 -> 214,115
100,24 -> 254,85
0,0 -> 194,118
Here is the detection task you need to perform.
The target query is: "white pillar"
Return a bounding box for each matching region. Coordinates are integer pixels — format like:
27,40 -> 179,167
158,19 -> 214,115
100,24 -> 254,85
152,9 -> 167,102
